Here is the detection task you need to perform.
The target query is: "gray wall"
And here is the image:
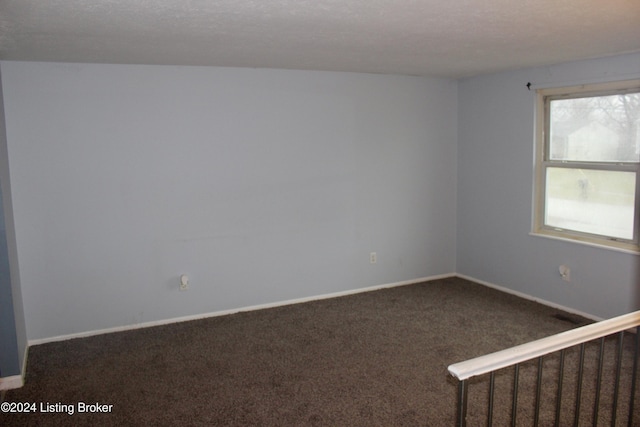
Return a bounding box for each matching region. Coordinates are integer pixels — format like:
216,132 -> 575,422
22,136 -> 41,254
1,62 -> 458,341
457,52 -> 640,319
2,52 -> 638,344
0,65 -> 26,377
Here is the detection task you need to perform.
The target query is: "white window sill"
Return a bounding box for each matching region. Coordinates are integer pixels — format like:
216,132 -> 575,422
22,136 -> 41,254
529,230 -> 640,255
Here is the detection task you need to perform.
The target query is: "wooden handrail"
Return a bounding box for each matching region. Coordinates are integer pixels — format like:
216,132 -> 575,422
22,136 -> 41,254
448,310 -> 640,381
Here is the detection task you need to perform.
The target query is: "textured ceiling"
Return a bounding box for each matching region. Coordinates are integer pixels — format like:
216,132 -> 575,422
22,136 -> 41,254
0,0 -> 639,77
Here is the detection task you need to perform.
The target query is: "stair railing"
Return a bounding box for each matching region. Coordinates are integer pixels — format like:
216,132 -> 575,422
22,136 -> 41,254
447,310 -> 640,426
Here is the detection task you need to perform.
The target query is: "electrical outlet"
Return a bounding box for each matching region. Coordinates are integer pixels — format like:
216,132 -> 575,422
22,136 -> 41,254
179,274 -> 189,291
370,252 -> 377,264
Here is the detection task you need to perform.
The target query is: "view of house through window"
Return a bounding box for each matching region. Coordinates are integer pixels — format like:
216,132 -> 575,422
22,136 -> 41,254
535,81 -> 640,252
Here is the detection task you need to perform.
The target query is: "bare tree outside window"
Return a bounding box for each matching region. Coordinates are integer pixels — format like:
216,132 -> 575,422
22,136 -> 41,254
549,93 -> 639,162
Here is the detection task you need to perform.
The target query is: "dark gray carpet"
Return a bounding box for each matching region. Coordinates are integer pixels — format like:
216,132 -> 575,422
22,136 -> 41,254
1,277 -> 636,426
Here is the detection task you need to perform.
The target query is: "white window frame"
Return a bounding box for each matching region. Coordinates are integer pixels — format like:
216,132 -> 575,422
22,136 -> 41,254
533,79 -> 640,254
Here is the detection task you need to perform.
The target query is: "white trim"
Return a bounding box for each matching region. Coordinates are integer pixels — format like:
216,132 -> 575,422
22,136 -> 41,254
28,273 -> 456,346
21,344 -> 28,379
455,273 -> 602,322
26,272 -> 603,347
449,310 -> 640,381
0,375 -> 23,391
529,231 -> 640,256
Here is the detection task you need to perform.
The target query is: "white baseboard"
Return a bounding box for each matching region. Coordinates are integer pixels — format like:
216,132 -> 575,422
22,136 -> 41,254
0,375 -> 23,391
455,273 -> 603,322
28,273 -> 456,346
27,272 -> 605,348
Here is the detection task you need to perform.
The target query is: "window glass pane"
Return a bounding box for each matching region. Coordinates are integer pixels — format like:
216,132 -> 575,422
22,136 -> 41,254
545,168 -> 636,240
549,93 -> 640,162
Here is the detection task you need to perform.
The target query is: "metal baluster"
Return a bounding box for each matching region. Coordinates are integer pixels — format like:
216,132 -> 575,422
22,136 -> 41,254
555,349 -> 565,426
628,326 -> 639,427
593,337 -> 605,426
512,364 -> 519,427
488,371 -> 495,427
534,356 -> 543,427
574,343 -> 586,427
612,331 -> 625,427
457,379 -> 468,427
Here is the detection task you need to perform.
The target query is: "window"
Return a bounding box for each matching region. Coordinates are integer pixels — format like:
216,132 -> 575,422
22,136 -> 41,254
534,80 -> 640,253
